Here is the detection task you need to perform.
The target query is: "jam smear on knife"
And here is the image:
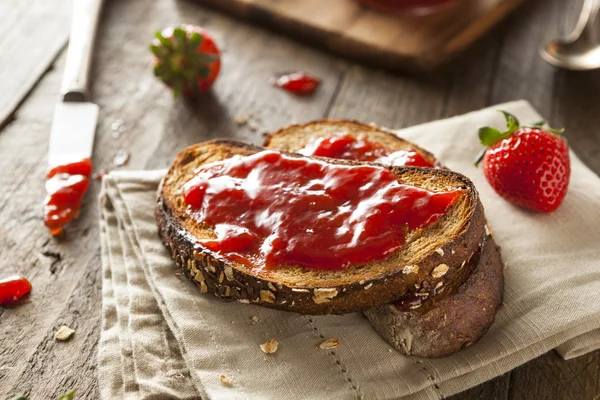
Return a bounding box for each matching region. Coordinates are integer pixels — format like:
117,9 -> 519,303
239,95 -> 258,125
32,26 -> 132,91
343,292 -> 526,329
44,158 -> 93,236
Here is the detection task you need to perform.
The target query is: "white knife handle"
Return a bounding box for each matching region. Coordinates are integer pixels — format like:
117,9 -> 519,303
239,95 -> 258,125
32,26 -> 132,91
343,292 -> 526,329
60,0 -> 105,102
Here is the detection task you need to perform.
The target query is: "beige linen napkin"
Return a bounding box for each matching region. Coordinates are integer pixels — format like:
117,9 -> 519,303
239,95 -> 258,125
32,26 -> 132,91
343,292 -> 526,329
98,100 -> 600,400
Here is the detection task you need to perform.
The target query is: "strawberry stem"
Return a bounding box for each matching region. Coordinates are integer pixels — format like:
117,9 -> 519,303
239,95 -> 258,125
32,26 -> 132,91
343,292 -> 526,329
474,110 -> 566,166
151,26 -> 219,98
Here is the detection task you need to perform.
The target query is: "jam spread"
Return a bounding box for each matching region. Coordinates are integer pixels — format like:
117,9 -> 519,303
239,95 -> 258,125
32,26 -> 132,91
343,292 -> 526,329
298,134 -> 434,167
183,151 -> 461,270
0,276 -> 32,306
44,158 -> 93,236
272,72 -> 320,95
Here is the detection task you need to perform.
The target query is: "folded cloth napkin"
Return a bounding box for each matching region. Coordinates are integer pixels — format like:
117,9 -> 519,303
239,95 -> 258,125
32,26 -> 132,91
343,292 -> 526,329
98,100 -> 600,400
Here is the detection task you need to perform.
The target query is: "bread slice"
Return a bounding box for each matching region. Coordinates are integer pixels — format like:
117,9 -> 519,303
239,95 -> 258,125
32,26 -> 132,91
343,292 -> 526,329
365,232 -> 504,358
263,119 -> 504,356
264,119 -> 437,166
156,139 -> 485,315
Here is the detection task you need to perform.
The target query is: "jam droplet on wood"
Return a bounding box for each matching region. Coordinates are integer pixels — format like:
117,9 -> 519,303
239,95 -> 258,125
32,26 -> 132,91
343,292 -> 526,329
272,72 -> 320,95
0,276 -> 32,306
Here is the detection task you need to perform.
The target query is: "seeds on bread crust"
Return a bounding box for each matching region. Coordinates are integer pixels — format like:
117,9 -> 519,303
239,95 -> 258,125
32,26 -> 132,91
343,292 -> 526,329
402,265 -> 419,274
431,264 -> 449,278
260,290 -> 276,303
194,270 -> 204,283
224,266 -> 234,281
312,288 -> 338,304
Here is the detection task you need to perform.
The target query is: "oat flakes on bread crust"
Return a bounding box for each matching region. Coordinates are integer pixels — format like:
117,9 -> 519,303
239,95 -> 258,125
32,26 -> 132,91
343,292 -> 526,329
156,139 -> 485,314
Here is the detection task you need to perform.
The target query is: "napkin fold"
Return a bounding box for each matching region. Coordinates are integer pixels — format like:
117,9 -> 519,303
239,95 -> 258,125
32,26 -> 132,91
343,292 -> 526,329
98,101 -> 600,400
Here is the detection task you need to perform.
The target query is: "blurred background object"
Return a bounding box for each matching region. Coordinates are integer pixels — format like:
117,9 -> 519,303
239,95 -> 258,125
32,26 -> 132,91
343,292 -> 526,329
193,0 -> 526,72
540,0 -> 600,70
356,0 -> 462,15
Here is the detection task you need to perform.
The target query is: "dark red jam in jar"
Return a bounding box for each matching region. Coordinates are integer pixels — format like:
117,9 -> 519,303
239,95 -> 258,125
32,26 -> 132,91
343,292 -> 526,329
299,134 -> 435,167
0,276 -> 32,306
44,158 -> 93,236
183,151 -> 462,270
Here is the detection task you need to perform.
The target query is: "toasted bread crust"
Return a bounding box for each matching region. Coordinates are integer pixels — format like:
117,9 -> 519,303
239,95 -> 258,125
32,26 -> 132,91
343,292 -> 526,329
364,233 -> 504,358
156,139 -> 486,314
264,119 -> 438,166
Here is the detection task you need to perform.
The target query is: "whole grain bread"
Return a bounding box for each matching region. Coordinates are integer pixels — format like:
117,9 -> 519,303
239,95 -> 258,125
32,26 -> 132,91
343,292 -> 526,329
365,232 -> 504,358
156,139 -> 485,314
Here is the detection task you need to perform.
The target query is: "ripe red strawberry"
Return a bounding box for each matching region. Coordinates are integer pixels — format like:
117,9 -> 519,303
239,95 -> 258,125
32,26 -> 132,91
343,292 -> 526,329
475,111 -> 570,213
151,25 -> 221,97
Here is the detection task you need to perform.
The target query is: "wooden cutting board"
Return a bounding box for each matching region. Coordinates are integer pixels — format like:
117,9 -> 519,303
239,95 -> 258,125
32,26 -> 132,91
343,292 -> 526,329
194,0 -> 524,72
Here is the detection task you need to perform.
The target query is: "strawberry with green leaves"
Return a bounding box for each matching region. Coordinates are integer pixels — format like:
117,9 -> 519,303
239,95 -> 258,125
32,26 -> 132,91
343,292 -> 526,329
475,111 -> 570,213
151,25 -> 221,97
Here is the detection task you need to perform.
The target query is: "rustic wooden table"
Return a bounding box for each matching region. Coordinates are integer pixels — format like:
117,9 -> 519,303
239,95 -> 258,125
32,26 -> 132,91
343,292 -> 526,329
1,0 -> 599,398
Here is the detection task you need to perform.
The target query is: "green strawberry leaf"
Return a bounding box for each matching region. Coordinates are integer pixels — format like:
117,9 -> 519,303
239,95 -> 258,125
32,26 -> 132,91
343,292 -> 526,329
188,77 -> 200,94
58,390 -> 76,400
154,31 -> 172,48
173,27 -> 188,51
548,127 -> 565,134
498,110 -> 520,133
150,44 -> 167,59
153,63 -> 164,77
172,80 -> 184,98
193,53 -> 218,65
478,126 -> 504,146
188,32 -> 203,51
531,120 -> 545,127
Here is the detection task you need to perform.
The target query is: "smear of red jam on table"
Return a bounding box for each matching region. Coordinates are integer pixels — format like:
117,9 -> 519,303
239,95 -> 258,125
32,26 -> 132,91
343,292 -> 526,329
183,151 -> 461,270
0,276 -> 32,306
272,72 -> 320,95
299,134 -> 434,167
44,158 -> 93,236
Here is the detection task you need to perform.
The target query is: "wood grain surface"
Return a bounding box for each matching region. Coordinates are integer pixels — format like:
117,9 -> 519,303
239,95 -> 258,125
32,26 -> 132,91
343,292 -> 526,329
0,0 -> 71,129
0,0 -> 599,398
193,0 -> 526,72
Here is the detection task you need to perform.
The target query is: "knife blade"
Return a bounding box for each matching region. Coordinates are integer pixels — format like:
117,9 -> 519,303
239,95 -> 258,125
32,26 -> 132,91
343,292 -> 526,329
48,102 -> 99,167
45,0 -> 104,235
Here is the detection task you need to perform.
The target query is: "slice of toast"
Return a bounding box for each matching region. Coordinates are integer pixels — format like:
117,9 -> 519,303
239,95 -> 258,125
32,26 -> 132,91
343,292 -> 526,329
263,119 -> 504,356
264,119 -> 438,166
157,139 -> 485,315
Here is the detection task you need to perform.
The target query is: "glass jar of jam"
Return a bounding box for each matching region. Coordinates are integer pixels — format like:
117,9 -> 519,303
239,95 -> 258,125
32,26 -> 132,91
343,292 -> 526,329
357,0 -> 460,15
